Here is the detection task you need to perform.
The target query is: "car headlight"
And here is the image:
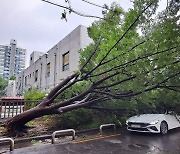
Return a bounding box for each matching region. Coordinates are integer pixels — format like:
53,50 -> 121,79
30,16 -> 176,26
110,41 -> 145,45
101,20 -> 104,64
126,120 -> 129,125
150,120 -> 159,125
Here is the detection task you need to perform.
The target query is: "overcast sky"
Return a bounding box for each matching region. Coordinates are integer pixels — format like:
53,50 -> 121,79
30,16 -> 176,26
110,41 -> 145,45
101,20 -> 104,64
0,0 -> 166,68
0,0 -> 133,67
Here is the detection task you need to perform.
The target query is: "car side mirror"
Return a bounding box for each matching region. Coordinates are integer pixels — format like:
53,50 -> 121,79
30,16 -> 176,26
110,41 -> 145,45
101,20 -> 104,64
168,111 -> 174,115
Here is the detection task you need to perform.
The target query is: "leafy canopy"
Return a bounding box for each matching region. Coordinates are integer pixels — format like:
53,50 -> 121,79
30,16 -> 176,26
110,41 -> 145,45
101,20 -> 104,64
79,1 -> 180,112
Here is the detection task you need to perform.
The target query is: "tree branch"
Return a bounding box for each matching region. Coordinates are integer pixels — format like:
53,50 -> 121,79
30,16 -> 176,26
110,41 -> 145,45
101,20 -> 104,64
85,106 -> 128,112
82,0 -> 110,10
42,0 -> 110,21
39,73 -> 78,106
83,2 -> 154,78
157,85 -> 180,92
50,87 -> 93,109
157,72 -> 180,85
57,96 -> 109,113
92,90 -> 131,99
101,40 -> 147,66
96,75 -> 136,89
88,46 -> 179,78
80,35 -> 103,73
92,72 -> 119,87
123,71 -> 180,97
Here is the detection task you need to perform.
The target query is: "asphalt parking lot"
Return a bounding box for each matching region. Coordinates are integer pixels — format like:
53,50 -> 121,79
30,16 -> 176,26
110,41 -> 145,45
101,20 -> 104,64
1,128 -> 180,154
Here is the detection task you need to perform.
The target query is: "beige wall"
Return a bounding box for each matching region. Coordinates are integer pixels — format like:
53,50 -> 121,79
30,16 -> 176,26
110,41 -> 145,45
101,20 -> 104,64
16,25 -> 93,95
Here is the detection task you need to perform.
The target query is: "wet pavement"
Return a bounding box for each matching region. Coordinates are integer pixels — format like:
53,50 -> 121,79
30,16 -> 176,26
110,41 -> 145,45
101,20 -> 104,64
1,128 -> 180,154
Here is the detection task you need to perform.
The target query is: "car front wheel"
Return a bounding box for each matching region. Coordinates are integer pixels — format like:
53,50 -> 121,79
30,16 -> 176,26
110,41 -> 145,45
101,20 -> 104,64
160,121 -> 168,135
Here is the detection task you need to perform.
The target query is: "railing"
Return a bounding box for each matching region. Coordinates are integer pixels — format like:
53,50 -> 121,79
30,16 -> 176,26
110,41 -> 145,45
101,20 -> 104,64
0,138 -> 14,151
100,124 -> 116,135
0,100 -> 24,119
52,129 -> 76,144
0,99 -> 60,119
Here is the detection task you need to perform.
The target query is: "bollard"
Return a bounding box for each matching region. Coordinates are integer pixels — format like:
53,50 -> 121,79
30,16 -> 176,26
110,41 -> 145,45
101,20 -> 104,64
100,124 -> 116,135
52,129 -> 75,144
0,138 -> 14,151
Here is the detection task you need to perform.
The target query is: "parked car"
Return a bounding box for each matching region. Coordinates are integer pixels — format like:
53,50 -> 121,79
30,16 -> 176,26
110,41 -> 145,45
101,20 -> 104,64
126,111 -> 180,135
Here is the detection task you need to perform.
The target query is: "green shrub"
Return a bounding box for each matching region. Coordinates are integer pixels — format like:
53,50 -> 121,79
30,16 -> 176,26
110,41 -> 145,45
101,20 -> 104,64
50,108 -> 94,130
24,89 -> 46,109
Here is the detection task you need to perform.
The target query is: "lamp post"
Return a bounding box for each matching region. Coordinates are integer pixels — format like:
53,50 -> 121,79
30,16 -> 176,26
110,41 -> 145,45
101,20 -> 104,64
40,62 -> 42,91
54,53 -> 56,88
45,53 -> 48,92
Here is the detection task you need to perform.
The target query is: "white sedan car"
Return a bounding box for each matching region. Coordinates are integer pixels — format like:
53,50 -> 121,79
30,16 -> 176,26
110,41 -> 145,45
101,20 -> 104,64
126,112 -> 180,135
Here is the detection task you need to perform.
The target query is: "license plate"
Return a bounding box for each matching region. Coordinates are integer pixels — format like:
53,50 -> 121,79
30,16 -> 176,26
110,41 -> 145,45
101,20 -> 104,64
131,124 -> 141,128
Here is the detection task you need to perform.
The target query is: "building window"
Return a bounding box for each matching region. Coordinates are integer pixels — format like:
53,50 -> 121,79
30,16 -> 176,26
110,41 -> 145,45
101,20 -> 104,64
35,70 -> 38,82
62,51 -> 69,71
25,76 -> 27,86
46,62 -> 50,77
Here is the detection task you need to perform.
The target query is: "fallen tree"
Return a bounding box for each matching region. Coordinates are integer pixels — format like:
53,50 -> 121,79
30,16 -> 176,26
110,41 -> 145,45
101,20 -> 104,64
3,0 -> 180,136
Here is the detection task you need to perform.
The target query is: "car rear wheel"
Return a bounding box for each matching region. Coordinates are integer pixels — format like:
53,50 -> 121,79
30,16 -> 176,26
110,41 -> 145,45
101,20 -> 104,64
160,121 -> 168,135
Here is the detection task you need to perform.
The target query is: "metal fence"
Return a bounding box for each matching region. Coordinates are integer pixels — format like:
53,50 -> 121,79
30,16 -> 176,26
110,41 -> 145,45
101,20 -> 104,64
0,100 -> 41,119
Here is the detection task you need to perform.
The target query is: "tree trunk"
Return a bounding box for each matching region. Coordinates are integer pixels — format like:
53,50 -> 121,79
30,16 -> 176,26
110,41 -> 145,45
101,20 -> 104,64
5,106 -> 57,136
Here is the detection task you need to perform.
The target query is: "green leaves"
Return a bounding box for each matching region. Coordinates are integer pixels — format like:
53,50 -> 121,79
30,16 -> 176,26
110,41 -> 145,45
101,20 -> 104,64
0,77 -> 8,97
24,89 -> 46,100
78,1 -> 180,112
9,75 -> 16,80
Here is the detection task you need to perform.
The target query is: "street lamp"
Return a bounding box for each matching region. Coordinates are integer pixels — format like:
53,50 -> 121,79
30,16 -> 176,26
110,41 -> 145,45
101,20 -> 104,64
54,53 -> 56,88
45,53 -> 48,92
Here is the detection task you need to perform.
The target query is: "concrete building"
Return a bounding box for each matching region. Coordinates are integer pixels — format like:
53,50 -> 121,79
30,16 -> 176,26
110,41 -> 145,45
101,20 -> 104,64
29,51 -> 44,66
0,39 -> 26,79
16,25 -> 93,95
6,80 -> 16,97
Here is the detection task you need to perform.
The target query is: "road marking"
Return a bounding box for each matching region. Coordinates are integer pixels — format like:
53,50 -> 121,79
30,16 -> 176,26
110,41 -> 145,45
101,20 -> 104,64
72,134 -> 121,144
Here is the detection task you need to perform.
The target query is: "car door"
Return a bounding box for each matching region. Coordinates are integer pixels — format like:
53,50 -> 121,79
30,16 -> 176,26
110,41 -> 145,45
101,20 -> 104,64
165,113 -> 180,129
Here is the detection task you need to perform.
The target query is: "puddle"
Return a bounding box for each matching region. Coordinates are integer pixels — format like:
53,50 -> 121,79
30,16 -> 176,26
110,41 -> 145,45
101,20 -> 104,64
128,143 -> 149,150
128,143 -> 165,153
107,139 -> 122,144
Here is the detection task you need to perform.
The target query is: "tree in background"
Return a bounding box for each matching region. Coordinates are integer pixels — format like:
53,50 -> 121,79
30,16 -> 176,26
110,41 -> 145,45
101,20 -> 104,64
0,77 -> 8,97
24,89 -> 46,100
9,76 -> 16,80
3,0 -> 180,136
24,89 -> 46,110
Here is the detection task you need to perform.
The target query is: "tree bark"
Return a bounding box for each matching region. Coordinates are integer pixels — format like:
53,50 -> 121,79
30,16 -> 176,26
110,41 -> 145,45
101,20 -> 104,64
5,106 -> 58,136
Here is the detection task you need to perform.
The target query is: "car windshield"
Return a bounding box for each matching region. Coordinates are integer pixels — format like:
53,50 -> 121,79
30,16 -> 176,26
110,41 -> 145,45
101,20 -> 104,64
134,108 -> 166,115
124,107 -> 179,117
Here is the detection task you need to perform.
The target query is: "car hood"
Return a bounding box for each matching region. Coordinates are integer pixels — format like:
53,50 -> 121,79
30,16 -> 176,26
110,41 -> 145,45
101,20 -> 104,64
128,114 -> 164,123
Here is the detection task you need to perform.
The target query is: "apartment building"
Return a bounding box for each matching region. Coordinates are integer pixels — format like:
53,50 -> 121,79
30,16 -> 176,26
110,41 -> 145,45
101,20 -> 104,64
0,39 -> 26,79
16,25 -> 93,95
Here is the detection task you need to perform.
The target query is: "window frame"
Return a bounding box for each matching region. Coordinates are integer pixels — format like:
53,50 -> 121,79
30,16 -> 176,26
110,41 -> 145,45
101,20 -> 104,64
62,51 -> 69,71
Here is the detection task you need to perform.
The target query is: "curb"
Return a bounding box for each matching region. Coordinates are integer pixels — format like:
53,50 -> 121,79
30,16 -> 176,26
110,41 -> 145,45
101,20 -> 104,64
0,128 -> 100,146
